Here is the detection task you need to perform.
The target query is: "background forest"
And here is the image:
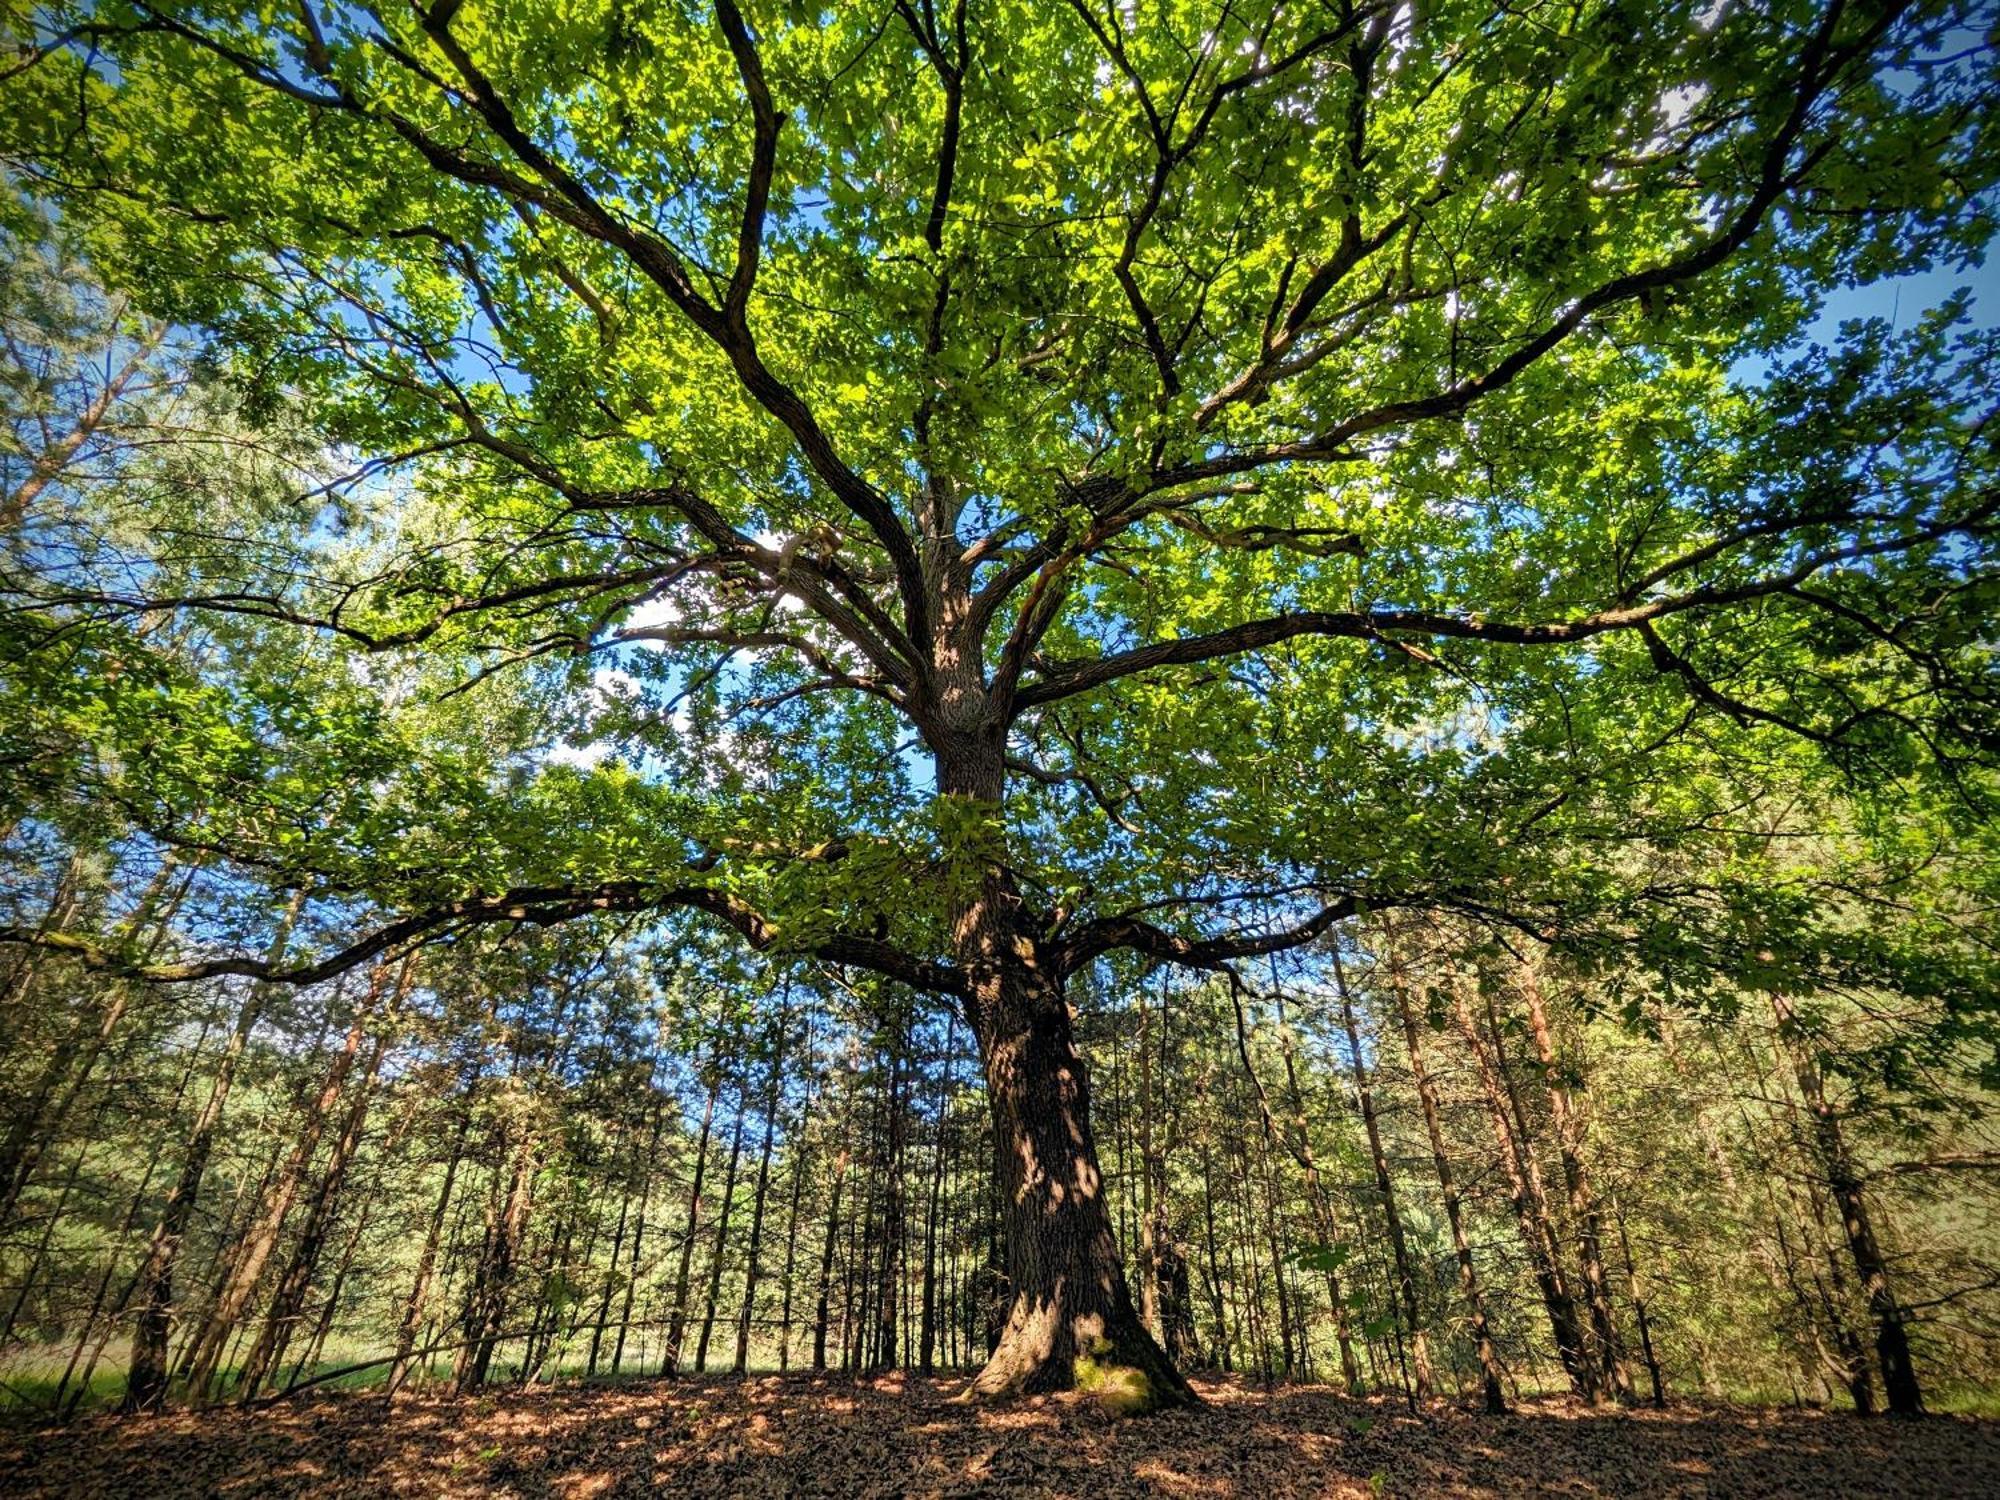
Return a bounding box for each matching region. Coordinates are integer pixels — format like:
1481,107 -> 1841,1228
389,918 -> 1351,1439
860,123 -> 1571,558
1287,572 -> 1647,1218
0,0 -> 1997,1462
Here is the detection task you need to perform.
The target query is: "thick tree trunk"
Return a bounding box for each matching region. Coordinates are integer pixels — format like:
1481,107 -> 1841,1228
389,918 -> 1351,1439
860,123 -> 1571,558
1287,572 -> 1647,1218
1772,994 -> 1924,1416
918,724 -> 1194,1407
967,974 -> 1194,1403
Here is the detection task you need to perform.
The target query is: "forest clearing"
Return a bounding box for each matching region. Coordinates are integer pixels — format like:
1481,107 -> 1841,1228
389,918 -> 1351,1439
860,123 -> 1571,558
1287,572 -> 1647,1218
6,1374 -> 2000,1498
2,0 -> 1999,1492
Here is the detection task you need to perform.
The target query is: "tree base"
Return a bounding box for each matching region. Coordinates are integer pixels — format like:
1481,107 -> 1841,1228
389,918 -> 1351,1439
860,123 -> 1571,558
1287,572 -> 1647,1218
961,1304 -> 1201,1415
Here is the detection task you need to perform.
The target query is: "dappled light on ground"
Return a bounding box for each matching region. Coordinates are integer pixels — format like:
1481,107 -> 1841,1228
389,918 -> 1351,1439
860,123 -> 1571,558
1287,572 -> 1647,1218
4,1375 -> 1996,1498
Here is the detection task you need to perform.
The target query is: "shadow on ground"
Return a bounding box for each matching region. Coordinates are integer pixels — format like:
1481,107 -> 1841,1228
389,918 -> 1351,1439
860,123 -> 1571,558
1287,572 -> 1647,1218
3,1373 -> 1995,1498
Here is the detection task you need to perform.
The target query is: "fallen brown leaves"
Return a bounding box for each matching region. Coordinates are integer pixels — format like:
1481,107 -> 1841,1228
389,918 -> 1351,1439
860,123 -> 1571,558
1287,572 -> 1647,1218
2,1375 -> 1994,1499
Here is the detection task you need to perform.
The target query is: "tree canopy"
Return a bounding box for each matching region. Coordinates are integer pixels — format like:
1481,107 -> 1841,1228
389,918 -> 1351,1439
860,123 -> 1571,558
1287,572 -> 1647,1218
0,0 -> 1996,1408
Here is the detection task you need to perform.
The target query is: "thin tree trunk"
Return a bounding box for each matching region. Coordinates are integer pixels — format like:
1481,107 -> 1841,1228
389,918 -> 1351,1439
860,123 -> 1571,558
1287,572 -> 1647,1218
52,1009 -> 215,1415
1136,979 -> 1164,1341
451,1123 -> 538,1395
1450,980 -> 1596,1400
1771,993 -> 1924,1415
776,1048 -> 815,1373
1333,949 -> 1432,1398
1518,954 -> 1633,1402
241,1028 -> 389,1398
588,1185 -> 632,1379
1389,936 -> 1506,1414
1252,1121 -> 1296,1379
0,857 -> 190,1224
661,1063 -> 720,1377
123,889 -> 304,1413
389,1095 -> 472,1397
1612,1197 -> 1666,1408
919,1016 -> 956,1373
694,1093 -> 746,1373
613,1090 -> 665,1375
873,1041 -> 905,1370
189,960 -> 400,1396
734,994 -> 792,1373
1198,1132 -> 1231,1372
812,1147 -> 847,1372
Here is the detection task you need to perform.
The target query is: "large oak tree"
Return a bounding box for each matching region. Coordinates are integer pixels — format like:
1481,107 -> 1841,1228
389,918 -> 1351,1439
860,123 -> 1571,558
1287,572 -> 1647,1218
1,0 -> 1994,1404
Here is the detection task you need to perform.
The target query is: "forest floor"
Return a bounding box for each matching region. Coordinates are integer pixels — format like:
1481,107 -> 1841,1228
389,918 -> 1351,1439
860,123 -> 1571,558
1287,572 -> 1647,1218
3,1371 -> 1998,1499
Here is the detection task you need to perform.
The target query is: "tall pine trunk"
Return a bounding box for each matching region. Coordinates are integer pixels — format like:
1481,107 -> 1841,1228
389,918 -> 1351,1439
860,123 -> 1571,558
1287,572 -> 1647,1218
241,1030 -> 389,1398
1451,980 -> 1596,1400
389,1095 -> 472,1397
660,1064 -> 720,1376
775,1022 -> 816,1372
189,959 -> 402,1396
1771,993 -> 1923,1415
1518,955 -> 1633,1402
733,997 -> 791,1373
1388,937 -> 1506,1414
693,1095 -> 745,1373
918,1017 -> 956,1373
1333,950 -> 1432,1398
122,890 -> 303,1413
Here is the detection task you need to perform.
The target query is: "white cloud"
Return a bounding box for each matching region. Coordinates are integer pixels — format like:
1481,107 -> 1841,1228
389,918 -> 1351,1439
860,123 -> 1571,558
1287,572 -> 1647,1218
592,666 -> 640,702
620,594 -> 682,649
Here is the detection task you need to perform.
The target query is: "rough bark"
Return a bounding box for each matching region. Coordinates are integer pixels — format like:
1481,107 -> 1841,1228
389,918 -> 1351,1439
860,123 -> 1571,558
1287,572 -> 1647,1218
936,729 -> 1194,1409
